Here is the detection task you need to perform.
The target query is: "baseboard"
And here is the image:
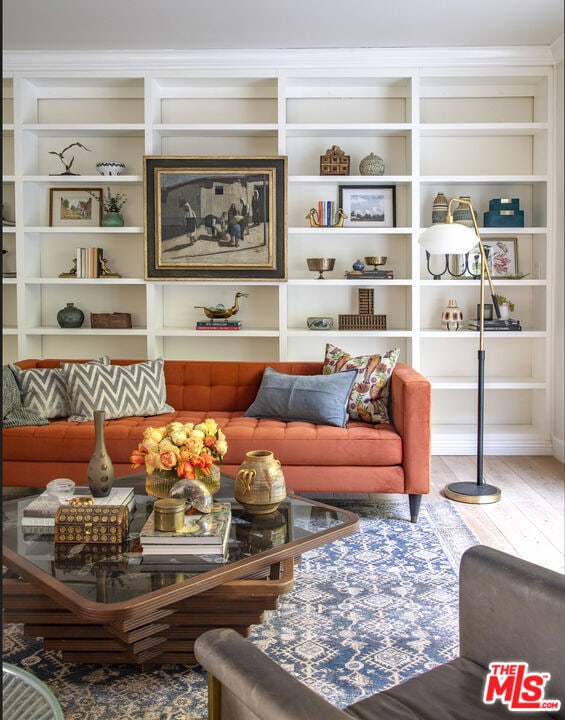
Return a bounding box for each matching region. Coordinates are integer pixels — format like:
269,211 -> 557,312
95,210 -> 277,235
552,435 -> 565,463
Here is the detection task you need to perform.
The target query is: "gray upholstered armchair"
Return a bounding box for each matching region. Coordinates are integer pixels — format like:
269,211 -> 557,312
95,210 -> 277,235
195,545 -> 564,719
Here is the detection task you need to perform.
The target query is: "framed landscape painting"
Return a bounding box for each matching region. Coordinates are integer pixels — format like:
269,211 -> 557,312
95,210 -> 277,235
144,156 -> 287,280
338,185 -> 396,228
49,188 -> 102,227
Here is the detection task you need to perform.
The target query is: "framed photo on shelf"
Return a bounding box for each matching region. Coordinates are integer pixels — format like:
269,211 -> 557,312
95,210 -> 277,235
49,188 -> 102,227
483,237 -> 518,277
338,185 -> 396,228
144,156 -> 287,280
451,238 -> 519,279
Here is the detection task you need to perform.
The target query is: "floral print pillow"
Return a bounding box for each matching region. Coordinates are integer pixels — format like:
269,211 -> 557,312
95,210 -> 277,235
323,344 -> 400,424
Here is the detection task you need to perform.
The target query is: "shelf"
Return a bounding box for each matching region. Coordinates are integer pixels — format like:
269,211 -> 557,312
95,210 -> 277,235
2,59 -> 555,455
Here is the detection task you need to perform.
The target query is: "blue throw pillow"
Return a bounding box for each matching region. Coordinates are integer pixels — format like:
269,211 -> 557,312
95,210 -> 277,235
244,367 -> 357,427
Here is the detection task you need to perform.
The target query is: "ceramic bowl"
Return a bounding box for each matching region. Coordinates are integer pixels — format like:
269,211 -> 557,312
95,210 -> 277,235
307,317 -> 334,330
96,161 -> 126,176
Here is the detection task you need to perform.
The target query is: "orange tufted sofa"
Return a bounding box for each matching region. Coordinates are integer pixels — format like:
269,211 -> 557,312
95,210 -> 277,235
2,359 -> 431,521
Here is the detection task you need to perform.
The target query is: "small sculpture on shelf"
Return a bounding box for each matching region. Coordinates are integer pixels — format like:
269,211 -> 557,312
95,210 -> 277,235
49,142 -> 91,175
306,207 -> 347,228
195,292 -> 248,322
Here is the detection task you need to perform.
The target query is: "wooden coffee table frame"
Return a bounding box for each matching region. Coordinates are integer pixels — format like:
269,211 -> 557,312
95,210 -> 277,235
3,487 -> 358,668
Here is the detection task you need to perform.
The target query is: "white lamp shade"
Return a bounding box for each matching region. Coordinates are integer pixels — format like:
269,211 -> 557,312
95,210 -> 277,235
419,222 -> 478,254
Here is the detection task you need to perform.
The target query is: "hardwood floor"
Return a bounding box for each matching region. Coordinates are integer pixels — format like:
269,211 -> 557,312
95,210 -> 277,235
431,455 -> 564,574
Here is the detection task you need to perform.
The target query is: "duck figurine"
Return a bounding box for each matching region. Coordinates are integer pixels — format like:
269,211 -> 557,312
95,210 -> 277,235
195,292 -> 248,321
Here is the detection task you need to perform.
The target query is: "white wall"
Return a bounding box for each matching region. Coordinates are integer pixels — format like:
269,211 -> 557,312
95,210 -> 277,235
552,45 -> 564,462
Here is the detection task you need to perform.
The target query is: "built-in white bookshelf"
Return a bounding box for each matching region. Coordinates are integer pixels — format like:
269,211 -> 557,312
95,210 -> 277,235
2,52 -> 558,455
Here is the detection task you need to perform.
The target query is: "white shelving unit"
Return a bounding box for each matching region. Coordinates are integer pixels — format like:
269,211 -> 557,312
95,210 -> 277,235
2,53 -> 557,455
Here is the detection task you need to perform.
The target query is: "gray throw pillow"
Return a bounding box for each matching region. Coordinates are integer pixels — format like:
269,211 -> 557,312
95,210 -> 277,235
9,364 -> 71,419
61,358 -> 174,423
2,366 -> 48,427
244,367 -> 357,428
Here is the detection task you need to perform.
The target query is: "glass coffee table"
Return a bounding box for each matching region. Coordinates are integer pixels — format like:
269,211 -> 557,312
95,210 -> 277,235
2,474 -> 358,668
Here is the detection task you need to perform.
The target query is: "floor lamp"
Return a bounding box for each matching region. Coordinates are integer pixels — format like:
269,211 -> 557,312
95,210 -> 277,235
419,198 -> 501,504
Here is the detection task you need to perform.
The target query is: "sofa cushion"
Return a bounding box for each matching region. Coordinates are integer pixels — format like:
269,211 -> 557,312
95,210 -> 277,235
9,364 -> 72,419
346,658 -> 498,720
61,358 -> 174,423
2,366 -> 49,427
243,367 -> 357,427
323,344 -> 400,424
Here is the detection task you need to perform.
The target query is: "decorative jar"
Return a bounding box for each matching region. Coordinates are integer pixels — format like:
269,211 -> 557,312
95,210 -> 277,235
102,211 -> 124,227
235,450 -> 286,514
56,302 -> 84,328
359,152 -> 385,176
441,299 -> 464,331
453,196 -> 474,227
432,192 -> 448,224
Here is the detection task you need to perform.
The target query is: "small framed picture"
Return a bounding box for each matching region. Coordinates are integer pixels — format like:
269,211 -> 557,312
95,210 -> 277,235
49,188 -> 102,227
338,185 -> 396,228
482,238 -> 518,278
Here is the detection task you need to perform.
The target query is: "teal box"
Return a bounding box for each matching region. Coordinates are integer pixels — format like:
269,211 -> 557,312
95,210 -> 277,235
489,198 -> 520,212
483,210 -> 524,227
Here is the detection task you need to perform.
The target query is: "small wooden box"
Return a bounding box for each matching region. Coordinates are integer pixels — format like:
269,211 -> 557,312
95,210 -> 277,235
320,145 -> 350,176
90,312 -> 132,329
338,314 -> 387,331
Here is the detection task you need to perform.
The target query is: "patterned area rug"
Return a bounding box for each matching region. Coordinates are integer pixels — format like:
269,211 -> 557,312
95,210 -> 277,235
3,497 -> 477,720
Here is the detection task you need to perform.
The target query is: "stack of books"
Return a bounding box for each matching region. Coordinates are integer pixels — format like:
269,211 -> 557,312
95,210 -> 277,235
139,501 -> 232,571
76,247 -> 103,278
467,319 -> 522,331
21,486 -> 136,535
195,321 -> 241,330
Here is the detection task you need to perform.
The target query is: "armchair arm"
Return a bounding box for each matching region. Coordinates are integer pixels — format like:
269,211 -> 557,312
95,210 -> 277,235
194,628 -> 349,720
459,545 -> 565,706
389,363 -> 431,495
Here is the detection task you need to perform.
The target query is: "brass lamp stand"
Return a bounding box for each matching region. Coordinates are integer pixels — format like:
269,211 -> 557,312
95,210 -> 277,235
419,197 -> 501,504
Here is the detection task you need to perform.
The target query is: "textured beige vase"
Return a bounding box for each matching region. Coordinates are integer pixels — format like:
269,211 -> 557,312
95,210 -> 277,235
235,450 -> 286,514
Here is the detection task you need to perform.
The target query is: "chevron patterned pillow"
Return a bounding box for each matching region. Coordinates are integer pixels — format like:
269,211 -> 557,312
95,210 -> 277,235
9,364 -> 72,419
61,358 -> 174,423
2,366 -> 49,427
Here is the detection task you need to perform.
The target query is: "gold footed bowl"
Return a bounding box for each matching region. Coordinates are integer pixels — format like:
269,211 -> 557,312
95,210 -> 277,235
145,465 -> 221,499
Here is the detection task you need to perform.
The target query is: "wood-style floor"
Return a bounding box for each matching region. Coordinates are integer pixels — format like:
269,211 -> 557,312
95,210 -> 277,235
431,455 -> 564,574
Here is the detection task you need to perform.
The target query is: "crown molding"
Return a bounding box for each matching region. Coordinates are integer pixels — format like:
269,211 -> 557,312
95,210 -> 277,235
2,46 -> 558,75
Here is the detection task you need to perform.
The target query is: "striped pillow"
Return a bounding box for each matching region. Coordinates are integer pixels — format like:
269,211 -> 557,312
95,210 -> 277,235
61,358 -> 174,423
2,366 -> 49,427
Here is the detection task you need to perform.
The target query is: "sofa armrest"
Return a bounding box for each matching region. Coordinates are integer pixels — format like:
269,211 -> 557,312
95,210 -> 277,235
194,628 -> 349,720
459,545 -> 565,706
389,363 -> 431,495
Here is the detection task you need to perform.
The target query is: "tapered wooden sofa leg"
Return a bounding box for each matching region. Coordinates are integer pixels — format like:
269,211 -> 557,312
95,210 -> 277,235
409,494 -> 422,523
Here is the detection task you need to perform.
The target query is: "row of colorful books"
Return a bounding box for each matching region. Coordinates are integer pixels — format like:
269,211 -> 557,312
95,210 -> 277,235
317,200 -> 337,227
139,502 -> 232,571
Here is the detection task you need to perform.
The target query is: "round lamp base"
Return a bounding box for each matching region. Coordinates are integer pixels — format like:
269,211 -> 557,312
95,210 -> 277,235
444,481 -> 501,504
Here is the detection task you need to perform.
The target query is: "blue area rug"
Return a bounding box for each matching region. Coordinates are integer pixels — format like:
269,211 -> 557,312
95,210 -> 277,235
3,497 -> 477,720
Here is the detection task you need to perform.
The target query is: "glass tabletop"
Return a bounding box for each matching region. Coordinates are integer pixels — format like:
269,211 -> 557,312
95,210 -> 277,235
2,474 -> 357,604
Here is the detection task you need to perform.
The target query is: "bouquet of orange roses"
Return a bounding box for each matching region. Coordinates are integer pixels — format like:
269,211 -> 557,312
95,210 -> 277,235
130,418 -> 228,480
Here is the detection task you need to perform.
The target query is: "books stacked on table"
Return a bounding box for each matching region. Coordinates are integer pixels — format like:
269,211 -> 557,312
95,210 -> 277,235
467,318 -> 522,331
140,501 -> 232,572
21,486 -> 136,534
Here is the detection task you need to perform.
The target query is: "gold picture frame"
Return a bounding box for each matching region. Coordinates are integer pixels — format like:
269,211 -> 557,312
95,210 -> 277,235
144,156 -> 287,281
